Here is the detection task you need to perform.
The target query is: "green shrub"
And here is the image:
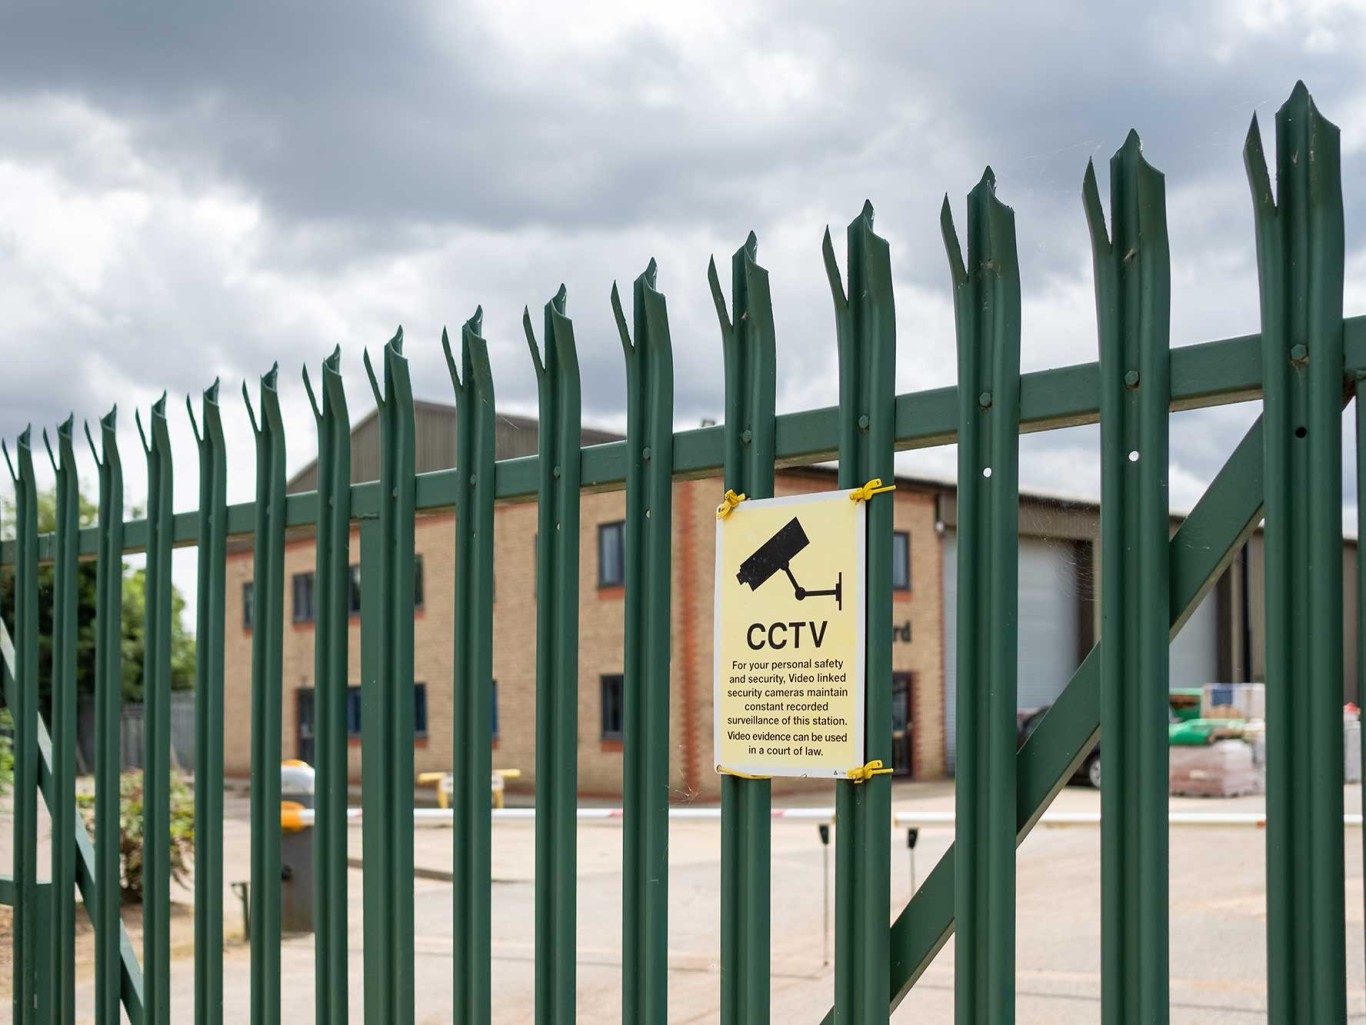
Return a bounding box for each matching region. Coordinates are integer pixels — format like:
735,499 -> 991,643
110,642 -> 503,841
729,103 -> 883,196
0,708 -> 12,796
77,770 -> 195,903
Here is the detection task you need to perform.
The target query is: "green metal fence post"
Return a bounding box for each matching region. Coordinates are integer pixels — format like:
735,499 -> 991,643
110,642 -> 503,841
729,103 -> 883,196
446,313 -> 497,1024
136,396 -> 174,1024
303,348 -> 351,1024
4,428 -> 39,1025
526,288 -> 582,1025
709,233 -> 777,1025
823,202 -> 895,1025
43,416 -> 80,1025
245,368 -> 287,1025
361,330 -> 417,1024
1245,82 -> 1347,1023
612,261 -> 674,1025
189,382 -> 227,1025
1358,386 -> 1366,957
85,409 -> 126,1025
942,174 -> 1021,1025
1084,134 -> 1172,1025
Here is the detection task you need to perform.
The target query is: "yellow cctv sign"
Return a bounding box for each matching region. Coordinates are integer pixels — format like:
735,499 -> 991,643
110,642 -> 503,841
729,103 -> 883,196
714,490 -> 865,778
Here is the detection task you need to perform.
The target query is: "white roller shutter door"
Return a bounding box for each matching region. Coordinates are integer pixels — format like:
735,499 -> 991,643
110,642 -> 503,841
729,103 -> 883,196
943,532 -> 1081,772
1169,588 -> 1220,687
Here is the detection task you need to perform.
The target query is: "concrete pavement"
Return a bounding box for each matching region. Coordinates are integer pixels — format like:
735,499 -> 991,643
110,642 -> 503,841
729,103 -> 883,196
5,781 -> 1365,1021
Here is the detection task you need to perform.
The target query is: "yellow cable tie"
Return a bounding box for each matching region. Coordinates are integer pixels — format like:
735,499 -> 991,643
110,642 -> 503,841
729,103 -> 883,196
716,489 -> 747,520
716,763 -> 771,780
847,759 -> 893,784
850,478 -> 895,502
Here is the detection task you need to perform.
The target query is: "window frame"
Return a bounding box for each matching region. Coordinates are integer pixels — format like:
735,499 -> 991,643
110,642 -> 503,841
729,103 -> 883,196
345,686 -> 363,737
414,682 -> 429,739
346,558 -> 425,615
292,570 -> 317,623
598,521 -> 626,588
347,564 -> 362,617
340,683 -> 427,740
891,530 -> 912,592
600,673 -> 625,741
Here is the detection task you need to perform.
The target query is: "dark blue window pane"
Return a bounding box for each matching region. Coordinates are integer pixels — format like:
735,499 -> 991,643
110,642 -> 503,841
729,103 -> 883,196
601,674 -> 624,740
892,531 -> 911,591
347,565 -> 362,616
346,686 -> 363,737
293,571 -> 316,623
415,683 -> 428,738
598,522 -> 625,587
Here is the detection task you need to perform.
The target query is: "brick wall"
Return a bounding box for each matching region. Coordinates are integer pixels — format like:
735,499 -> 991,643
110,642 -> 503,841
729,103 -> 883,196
221,470 -> 948,797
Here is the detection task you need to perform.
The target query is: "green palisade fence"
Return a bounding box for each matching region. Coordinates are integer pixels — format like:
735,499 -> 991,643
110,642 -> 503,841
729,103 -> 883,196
45,416 -> 80,1025
1086,131 -> 1175,1025
613,260 -> 675,1025
246,367 -> 286,1025
527,286 -> 583,1025
138,395 -> 175,1025
0,79 -> 1359,1025
712,233 -> 777,1025
448,312 -> 497,1025
190,382 -> 227,1025
1247,84 -> 1348,1024
825,203 -> 895,1025
361,331 -> 418,1023
943,170 -> 1022,1025
303,348 -> 350,1024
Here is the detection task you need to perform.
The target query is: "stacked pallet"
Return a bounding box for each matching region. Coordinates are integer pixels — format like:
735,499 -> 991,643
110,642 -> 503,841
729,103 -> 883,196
1169,738 -> 1263,797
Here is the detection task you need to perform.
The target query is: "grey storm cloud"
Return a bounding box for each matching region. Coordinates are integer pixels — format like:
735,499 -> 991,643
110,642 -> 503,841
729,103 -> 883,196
0,0 -> 1363,523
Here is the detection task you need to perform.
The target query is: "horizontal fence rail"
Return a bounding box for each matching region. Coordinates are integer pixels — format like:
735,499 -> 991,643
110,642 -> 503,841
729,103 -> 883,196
1,80 -> 1360,1025
3,321 -> 1366,568
890,811 -> 1366,829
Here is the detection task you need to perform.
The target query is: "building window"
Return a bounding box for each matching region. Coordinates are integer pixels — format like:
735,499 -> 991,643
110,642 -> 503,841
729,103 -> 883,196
342,683 -> 427,739
346,558 -> 425,615
242,582 -> 255,630
345,686 -> 363,736
598,522 -> 625,587
415,683 -> 428,738
601,674 -> 624,740
892,531 -> 911,591
293,571 -> 316,623
347,565 -> 362,616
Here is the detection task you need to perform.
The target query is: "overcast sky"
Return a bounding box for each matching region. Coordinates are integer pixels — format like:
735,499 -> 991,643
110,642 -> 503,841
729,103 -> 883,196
2,0 -> 1364,544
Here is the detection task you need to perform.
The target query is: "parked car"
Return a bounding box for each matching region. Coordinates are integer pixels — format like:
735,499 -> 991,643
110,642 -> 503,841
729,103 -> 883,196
1016,706 -> 1101,789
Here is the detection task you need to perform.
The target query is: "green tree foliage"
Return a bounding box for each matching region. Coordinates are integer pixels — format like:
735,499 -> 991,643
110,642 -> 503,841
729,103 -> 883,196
0,708 -> 12,796
121,568 -> 197,698
1,488 -> 196,706
1,489 -> 99,707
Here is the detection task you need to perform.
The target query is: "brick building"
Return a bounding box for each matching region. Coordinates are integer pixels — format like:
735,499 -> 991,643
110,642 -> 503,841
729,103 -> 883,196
222,404 -> 942,799
220,403 -> 1358,799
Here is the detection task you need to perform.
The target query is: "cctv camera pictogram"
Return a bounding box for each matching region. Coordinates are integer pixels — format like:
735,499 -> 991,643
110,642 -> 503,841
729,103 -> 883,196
735,516 -> 843,611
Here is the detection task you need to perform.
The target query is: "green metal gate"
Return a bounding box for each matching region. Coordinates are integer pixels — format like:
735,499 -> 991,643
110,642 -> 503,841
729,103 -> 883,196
1,80 -> 1358,1024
